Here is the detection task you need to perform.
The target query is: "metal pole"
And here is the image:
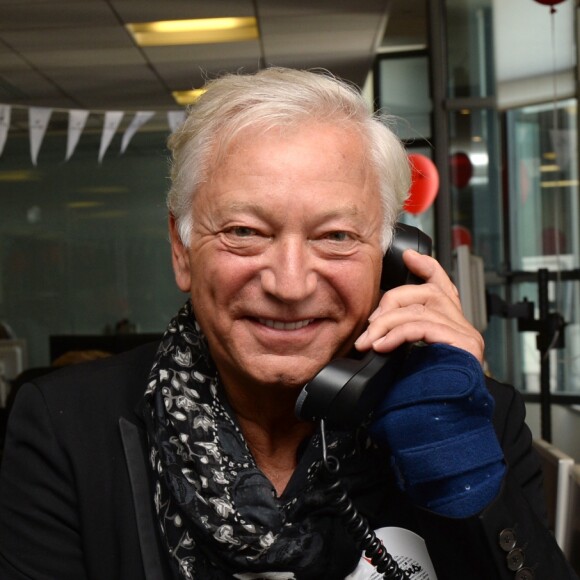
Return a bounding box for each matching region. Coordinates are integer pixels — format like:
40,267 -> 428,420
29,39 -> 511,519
538,268 -> 552,442
427,0 -> 453,273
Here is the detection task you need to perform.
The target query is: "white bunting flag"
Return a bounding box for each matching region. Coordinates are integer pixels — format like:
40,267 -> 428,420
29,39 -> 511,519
167,110 -> 186,133
65,109 -> 90,161
98,111 -> 124,163
120,111 -> 155,154
0,105 -> 11,157
29,107 -> 53,166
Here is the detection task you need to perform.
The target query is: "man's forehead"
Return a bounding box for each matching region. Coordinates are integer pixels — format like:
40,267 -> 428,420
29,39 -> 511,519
223,199 -> 369,217
215,118 -> 365,157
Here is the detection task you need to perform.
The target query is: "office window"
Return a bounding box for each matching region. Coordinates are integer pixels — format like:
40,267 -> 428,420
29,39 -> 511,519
375,53 -> 432,142
447,0 -> 495,99
506,99 -> 580,394
0,127 -> 183,367
374,52 -> 435,244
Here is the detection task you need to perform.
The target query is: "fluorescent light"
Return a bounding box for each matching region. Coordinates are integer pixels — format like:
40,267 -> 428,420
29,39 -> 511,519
126,17 -> 258,46
66,201 -> 103,209
172,89 -> 206,106
78,186 -> 129,194
541,180 -> 579,188
470,153 -> 489,167
540,164 -> 561,173
0,170 -> 39,182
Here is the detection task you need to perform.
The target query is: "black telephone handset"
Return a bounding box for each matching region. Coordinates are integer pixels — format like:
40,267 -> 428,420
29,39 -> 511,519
295,223 -> 432,430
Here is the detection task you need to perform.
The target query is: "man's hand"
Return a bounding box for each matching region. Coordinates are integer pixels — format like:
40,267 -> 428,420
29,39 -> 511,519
355,249 -> 485,363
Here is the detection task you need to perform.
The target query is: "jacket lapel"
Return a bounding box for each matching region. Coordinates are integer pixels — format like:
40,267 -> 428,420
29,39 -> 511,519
119,417 -> 171,580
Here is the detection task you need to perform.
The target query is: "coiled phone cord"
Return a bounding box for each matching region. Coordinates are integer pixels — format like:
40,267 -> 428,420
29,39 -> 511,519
318,419 -> 409,580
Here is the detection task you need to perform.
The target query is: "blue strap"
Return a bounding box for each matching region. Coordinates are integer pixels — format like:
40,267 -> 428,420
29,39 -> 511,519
393,425 -> 505,485
369,344 -> 506,518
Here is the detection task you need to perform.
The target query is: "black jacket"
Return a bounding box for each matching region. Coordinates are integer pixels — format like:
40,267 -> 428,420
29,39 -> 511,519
0,343 -> 576,579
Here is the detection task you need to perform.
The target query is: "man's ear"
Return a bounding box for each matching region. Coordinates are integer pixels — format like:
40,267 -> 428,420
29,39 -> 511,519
169,214 -> 192,292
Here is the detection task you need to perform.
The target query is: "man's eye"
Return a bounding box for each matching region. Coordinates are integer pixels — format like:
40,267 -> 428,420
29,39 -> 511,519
325,231 -> 351,242
229,226 -> 257,237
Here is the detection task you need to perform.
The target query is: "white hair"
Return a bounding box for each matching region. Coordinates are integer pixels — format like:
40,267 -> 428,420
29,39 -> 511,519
167,67 -> 410,253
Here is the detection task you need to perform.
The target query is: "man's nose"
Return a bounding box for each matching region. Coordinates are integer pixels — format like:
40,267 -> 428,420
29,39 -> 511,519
260,239 -> 317,302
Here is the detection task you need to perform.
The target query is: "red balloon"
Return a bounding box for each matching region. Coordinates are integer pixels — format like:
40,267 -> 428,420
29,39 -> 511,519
452,225 -> 473,249
404,153 -> 439,215
534,0 -> 566,11
450,152 -> 473,189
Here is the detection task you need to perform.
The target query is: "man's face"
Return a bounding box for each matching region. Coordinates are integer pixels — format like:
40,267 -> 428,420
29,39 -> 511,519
170,122 -> 384,393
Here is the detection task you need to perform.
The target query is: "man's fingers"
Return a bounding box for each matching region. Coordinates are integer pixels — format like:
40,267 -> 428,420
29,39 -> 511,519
402,250 -> 462,306
357,250 -> 484,362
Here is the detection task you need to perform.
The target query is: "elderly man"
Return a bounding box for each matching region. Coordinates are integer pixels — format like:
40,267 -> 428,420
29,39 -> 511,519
0,68 -> 575,579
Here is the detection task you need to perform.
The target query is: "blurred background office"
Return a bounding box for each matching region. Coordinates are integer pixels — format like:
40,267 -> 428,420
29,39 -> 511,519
0,2 -> 579,558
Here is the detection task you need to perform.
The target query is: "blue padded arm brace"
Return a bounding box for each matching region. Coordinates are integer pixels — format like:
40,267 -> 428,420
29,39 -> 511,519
369,344 -> 506,518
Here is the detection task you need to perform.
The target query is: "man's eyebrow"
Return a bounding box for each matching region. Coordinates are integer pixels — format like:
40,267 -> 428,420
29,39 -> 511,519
318,205 -> 363,218
226,201 -> 264,214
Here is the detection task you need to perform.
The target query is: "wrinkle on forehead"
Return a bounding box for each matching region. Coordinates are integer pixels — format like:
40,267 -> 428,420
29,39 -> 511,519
225,200 -> 365,219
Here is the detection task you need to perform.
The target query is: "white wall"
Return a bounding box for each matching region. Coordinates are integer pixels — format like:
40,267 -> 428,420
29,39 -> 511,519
493,0 -> 576,109
526,402 -> 580,461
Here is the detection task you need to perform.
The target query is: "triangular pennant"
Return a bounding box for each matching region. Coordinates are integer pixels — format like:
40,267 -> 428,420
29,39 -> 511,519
65,109 -> 90,161
98,111 -> 124,163
120,111 -> 155,154
29,107 -> 53,166
0,105 -> 11,157
167,110 -> 186,133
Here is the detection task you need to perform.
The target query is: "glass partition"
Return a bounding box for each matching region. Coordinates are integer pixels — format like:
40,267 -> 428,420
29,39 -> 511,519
446,0 -> 494,99
506,99 -> 580,393
0,127 -> 183,367
449,107 -> 502,271
375,53 -> 432,142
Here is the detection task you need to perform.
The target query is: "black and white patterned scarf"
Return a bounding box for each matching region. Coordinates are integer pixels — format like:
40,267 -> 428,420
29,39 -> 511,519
143,301 -> 395,579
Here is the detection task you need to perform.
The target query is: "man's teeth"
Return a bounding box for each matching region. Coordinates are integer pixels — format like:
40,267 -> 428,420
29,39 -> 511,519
258,318 -> 314,330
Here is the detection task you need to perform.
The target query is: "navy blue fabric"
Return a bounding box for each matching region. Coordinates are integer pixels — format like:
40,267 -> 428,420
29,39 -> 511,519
370,343 -> 506,518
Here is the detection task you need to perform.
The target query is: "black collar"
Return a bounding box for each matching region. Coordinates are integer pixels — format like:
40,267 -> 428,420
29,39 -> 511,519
119,417 -> 173,580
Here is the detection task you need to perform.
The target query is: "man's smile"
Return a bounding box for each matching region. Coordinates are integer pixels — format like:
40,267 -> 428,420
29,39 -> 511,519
256,318 -> 315,330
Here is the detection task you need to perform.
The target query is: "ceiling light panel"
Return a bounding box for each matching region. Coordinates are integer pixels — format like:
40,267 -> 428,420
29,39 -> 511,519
172,89 -> 205,105
126,17 -> 258,47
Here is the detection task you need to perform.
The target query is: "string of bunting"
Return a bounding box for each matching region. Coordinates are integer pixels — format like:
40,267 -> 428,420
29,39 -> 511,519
0,104 -> 186,166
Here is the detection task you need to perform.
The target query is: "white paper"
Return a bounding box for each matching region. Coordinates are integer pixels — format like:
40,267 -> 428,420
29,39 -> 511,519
0,105 -> 11,157
65,109 -> 90,161
98,111 -> 124,163
29,107 -> 53,166
120,110 -> 155,154
345,527 -> 437,580
167,110 -> 186,133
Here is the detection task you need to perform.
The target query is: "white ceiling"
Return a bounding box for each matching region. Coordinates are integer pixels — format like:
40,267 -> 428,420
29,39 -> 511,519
0,0 -> 412,114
